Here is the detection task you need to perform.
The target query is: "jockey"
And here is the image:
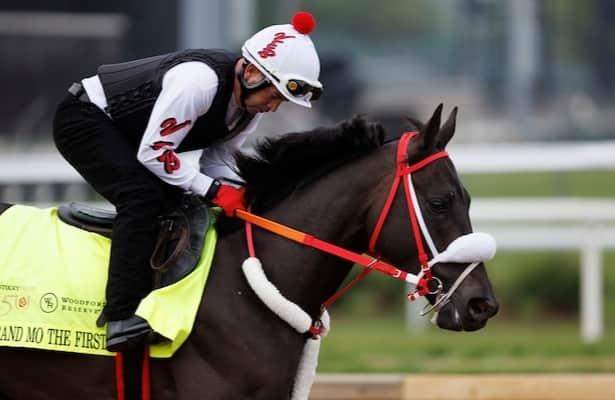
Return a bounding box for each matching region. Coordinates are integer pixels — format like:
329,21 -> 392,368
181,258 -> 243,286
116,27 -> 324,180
52,11 -> 323,353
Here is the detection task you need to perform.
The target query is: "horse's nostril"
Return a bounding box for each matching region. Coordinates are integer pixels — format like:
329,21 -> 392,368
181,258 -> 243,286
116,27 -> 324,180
474,300 -> 489,313
468,297 -> 499,320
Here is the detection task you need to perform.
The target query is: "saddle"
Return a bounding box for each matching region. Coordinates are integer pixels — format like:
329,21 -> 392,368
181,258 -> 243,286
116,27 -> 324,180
57,194 -> 210,288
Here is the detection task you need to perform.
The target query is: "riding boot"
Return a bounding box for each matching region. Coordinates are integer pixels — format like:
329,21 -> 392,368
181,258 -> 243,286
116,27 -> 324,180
106,315 -> 169,352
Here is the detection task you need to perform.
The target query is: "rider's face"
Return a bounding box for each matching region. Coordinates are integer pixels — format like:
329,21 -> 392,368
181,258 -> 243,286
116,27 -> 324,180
241,64 -> 287,114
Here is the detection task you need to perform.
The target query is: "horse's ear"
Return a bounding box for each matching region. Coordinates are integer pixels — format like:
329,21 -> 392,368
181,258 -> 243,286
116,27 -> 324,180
421,103 -> 443,150
436,106 -> 458,149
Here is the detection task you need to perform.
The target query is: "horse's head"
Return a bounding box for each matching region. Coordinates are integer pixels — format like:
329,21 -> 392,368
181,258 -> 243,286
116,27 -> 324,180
234,108 -> 496,331
368,104 -> 498,331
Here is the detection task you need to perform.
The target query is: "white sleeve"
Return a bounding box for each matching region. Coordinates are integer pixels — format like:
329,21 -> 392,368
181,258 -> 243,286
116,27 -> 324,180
136,62 -> 219,197
199,113 -> 263,184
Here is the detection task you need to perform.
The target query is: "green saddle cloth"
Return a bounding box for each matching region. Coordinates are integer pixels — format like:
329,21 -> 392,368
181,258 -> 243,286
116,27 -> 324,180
0,204 -> 217,358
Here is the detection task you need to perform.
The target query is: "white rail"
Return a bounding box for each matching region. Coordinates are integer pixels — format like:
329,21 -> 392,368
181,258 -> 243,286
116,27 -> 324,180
450,140 -> 615,172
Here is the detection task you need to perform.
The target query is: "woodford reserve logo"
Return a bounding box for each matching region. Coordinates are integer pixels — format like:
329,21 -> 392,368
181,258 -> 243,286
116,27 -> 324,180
40,292 -> 57,313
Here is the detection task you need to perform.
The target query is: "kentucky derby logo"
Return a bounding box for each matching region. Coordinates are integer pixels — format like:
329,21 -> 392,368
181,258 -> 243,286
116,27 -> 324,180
16,296 -> 29,309
258,32 -> 296,58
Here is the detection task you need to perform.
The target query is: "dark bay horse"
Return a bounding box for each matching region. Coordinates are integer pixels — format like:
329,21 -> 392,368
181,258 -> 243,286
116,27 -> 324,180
0,105 -> 498,399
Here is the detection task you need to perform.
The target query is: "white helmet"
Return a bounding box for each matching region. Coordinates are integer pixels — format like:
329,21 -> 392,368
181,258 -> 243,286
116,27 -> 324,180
242,11 -> 323,108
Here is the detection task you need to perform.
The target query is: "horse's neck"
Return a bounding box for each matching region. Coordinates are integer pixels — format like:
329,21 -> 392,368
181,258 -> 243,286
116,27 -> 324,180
246,149 -> 393,314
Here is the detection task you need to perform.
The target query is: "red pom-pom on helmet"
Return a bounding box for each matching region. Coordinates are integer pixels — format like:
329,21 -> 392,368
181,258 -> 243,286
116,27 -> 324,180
291,11 -> 316,34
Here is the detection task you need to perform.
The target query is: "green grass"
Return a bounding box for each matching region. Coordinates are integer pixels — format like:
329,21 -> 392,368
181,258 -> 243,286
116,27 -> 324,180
318,315 -> 615,373
460,170 -> 615,198
483,250 -> 615,319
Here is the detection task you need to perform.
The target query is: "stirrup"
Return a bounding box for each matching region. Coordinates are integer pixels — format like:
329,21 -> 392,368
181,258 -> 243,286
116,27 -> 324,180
106,316 -> 154,352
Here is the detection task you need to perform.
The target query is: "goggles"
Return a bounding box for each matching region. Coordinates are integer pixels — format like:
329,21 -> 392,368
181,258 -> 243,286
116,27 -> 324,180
243,52 -> 323,103
249,75 -> 323,102
282,75 -> 323,101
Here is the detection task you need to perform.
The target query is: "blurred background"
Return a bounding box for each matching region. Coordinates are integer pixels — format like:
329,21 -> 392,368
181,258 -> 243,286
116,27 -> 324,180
1,0 -> 614,374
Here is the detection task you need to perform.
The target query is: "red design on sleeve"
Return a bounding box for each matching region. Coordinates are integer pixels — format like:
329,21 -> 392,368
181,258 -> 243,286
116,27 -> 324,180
160,117 -> 192,136
151,141 -> 181,174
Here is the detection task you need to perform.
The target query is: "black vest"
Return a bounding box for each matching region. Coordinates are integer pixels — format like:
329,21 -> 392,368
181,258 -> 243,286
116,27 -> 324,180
98,49 -> 244,152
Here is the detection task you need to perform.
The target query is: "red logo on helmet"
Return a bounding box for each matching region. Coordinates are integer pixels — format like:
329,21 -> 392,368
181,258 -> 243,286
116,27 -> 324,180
258,32 -> 296,58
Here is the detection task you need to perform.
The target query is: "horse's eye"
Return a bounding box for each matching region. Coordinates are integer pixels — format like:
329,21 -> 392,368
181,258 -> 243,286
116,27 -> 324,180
428,192 -> 455,214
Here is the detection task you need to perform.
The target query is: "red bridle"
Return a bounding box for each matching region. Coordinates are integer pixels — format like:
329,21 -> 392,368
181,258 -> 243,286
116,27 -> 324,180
367,131 -> 448,299
237,131 -> 449,307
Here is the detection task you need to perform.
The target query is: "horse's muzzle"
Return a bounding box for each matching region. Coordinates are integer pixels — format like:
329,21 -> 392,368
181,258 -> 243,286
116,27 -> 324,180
435,295 -> 499,331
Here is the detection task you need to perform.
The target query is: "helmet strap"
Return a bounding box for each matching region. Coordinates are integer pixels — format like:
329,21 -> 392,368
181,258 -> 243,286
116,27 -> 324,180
237,60 -> 271,109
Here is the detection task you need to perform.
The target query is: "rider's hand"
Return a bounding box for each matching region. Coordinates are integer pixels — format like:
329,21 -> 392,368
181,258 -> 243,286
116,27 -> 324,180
205,180 -> 246,217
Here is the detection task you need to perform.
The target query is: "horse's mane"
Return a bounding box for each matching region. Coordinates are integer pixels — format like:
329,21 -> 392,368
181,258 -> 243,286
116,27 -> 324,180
235,116 -> 384,211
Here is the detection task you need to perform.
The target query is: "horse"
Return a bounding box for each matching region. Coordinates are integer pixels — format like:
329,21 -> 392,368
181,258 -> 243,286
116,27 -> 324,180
0,104 -> 498,399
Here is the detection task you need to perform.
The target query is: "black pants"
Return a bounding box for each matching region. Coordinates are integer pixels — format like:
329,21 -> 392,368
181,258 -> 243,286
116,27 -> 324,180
53,94 -> 183,321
